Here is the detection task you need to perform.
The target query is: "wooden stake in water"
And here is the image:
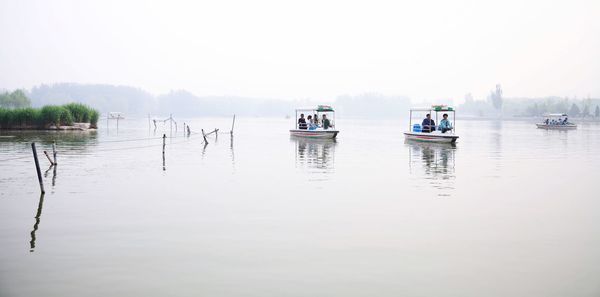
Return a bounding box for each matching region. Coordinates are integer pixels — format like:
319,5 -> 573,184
162,134 -> 166,171
202,129 -> 208,144
31,143 -> 45,194
52,142 -> 57,165
230,114 -> 236,135
43,151 -> 54,165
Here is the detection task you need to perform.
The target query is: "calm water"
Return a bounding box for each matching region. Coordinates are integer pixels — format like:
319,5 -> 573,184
1,117 -> 600,297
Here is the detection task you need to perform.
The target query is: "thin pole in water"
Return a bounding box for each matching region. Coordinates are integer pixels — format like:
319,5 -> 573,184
43,151 -> 54,166
52,142 -> 57,165
202,129 -> 208,144
162,134 -> 166,171
230,114 -> 236,135
31,143 -> 45,194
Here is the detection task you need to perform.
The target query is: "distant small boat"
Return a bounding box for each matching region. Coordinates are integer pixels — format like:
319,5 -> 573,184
536,113 -> 577,130
290,105 -> 339,139
404,105 -> 459,143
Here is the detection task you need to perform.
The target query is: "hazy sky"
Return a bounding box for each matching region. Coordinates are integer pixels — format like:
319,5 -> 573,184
1,0 -> 599,102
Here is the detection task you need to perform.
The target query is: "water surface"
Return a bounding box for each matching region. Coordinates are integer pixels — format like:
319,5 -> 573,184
1,117 -> 600,296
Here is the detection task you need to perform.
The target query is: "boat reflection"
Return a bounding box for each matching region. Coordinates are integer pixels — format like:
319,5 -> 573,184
407,141 -> 456,195
292,137 -> 336,180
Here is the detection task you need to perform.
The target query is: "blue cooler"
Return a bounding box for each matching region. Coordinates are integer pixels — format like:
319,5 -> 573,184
412,124 -> 422,132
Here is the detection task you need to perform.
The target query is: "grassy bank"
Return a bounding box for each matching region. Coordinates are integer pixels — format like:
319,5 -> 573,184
0,103 -> 99,129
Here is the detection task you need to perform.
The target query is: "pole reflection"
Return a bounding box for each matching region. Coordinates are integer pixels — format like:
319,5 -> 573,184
29,193 -> 45,252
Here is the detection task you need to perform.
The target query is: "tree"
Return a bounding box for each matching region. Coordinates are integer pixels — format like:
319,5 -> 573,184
595,106 -> 600,117
0,89 -> 31,108
582,104 -> 590,118
569,103 -> 581,117
488,84 -> 503,111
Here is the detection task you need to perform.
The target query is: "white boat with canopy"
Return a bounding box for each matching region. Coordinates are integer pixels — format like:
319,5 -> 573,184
404,105 -> 459,143
536,113 -> 577,129
290,105 -> 339,139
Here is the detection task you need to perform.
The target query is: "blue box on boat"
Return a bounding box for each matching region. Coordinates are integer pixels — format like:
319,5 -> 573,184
413,124 -> 422,132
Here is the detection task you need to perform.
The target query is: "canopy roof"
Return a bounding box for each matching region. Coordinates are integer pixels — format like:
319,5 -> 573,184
543,113 -> 568,117
409,106 -> 455,112
295,105 -> 334,112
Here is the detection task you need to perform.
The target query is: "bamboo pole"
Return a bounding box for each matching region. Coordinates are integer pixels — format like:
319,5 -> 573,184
201,129 -> 208,144
31,143 -> 45,194
52,142 -> 57,165
230,114 -> 236,135
162,134 -> 166,171
43,151 -> 54,165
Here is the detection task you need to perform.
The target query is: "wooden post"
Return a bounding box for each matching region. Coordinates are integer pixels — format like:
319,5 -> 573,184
162,134 -> 166,171
183,122 -> 186,137
186,125 -> 191,137
31,143 -> 45,194
230,114 -> 236,135
215,128 -> 218,140
201,129 -> 208,144
43,151 -> 54,165
52,142 -> 57,165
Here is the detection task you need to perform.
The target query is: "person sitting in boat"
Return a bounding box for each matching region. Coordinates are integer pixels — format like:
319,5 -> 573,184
562,117 -> 568,125
313,114 -> 319,125
439,113 -> 453,133
307,115 -> 318,130
298,114 -> 307,130
322,114 -> 333,130
544,118 -> 549,125
421,114 -> 436,133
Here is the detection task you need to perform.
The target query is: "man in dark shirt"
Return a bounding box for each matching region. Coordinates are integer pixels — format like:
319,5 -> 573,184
298,114 -> 307,129
322,114 -> 333,130
421,114 -> 435,133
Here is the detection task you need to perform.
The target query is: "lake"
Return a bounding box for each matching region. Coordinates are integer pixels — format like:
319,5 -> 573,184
1,117 -> 600,297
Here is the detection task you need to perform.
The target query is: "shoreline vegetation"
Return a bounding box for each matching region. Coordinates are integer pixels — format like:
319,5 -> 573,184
0,103 -> 99,130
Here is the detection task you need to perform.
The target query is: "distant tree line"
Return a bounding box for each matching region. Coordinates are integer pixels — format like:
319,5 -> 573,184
461,85 -> 600,118
0,89 -> 31,108
21,83 -> 413,118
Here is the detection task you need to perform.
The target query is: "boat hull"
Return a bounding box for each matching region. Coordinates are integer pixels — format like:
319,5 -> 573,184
536,124 -> 577,130
404,132 -> 458,143
290,129 -> 339,139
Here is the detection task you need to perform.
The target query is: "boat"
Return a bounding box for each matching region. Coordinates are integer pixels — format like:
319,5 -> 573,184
290,105 -> 339,139
404,105 -> 459,143
536,113 -> 577,129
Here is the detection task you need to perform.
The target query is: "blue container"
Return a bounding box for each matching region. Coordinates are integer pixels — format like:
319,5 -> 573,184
412,124 -> 422,132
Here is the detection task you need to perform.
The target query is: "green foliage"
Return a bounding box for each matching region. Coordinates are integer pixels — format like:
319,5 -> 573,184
0,103 -> 98,129
64,103 -> 92,122
0,89 -> 31,108
89,109 -> 100,126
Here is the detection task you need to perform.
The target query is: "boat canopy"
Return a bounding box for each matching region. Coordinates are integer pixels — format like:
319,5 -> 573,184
543,113 -> 568,117
296,105 -> 334,112
409,105 -> 455,112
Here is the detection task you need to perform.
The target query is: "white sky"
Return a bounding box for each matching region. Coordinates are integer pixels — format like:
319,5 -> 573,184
1,0 -> 599,102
